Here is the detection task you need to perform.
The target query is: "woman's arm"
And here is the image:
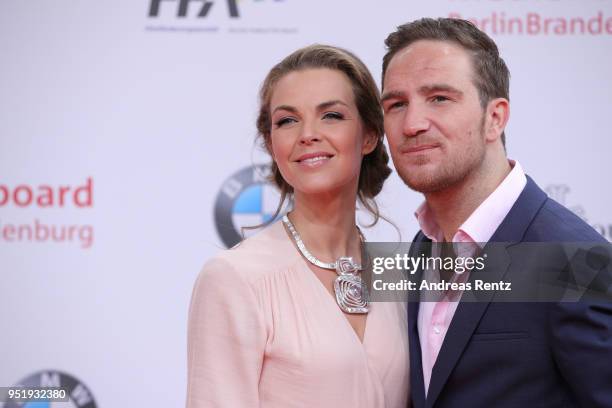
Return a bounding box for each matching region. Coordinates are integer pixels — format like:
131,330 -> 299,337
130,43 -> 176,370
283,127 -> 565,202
187,257 -> 267,407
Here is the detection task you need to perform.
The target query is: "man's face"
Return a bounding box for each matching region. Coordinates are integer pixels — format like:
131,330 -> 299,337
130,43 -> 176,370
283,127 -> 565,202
382,39 -> 487,193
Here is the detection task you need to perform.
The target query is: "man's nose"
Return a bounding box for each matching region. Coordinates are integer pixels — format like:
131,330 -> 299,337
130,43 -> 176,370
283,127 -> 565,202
402,104 -> 430,137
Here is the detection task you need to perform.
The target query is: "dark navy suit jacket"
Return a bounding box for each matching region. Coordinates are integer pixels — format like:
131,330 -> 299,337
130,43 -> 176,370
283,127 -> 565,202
408,176 -> 612,408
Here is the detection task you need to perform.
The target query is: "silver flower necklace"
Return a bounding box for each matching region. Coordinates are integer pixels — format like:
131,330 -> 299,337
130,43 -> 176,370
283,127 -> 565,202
282,214 -> 369,314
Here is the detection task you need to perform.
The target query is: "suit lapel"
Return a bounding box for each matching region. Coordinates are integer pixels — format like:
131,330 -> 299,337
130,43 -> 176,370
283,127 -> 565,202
424,176 -> 548,407
425,246 -> 512,407
408,233 -> 429,408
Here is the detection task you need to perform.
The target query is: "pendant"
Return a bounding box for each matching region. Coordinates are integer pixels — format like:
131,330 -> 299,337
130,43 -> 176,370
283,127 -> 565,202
334,257 -> 369,314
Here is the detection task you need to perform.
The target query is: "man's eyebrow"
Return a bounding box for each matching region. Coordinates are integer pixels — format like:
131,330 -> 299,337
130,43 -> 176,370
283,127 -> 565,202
419,84 -> 463,96
381,90 -> 406,103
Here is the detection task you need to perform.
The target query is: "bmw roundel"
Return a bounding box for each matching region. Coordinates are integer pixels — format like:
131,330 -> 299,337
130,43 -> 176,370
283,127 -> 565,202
214,165 -> 287,248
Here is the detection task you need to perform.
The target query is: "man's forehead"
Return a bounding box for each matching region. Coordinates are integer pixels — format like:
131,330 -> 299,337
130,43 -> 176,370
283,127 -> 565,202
397,39 -> 460,58
384,40 -> 473,87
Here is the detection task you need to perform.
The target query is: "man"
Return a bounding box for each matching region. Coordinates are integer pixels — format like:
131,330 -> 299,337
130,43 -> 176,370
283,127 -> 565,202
381,18 -> 612,407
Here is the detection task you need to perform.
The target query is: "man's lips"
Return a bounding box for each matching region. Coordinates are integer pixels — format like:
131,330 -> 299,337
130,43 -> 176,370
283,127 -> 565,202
400,144 -> 440,154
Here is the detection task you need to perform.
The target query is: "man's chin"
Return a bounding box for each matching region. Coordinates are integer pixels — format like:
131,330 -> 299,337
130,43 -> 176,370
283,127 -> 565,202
404,179 -> 443,194
399,171 -> 452,194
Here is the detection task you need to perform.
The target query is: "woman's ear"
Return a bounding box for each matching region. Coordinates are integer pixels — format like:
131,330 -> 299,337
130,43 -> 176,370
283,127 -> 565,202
362,131 -> 378,155
265,136 -> 275,159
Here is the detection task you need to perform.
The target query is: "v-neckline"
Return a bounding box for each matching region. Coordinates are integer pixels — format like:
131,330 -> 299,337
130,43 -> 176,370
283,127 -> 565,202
289,244 -> 370,346
278,220 -> 371,346
303,258 -> 370,345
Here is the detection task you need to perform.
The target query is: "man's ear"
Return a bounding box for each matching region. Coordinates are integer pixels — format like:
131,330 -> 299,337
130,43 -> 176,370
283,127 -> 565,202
485,98 -> 510,143
362,131 -> 378,155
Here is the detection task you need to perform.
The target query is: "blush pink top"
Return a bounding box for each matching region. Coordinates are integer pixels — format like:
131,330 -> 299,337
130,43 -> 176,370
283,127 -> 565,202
187,221 -> 410,408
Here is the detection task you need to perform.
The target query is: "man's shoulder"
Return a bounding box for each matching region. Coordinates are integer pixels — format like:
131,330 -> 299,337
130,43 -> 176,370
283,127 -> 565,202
411,230 -> 427,242
525,196 -> 606,242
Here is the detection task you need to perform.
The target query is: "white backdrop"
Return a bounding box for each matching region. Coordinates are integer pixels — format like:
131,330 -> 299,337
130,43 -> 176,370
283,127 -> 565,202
1,0 -> 611,406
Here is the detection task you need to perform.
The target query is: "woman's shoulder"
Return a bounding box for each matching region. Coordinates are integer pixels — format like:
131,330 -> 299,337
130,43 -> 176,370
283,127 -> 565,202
199,221 -> 297,285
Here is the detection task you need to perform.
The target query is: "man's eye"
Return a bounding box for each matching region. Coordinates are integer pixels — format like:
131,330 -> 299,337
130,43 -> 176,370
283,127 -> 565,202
275,117 -> 297,127
432,95 -> 450,103
386,101 -> 406,111
322,112 -> 344,120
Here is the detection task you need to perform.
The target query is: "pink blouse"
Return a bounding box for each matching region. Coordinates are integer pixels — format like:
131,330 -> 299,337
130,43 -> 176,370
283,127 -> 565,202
187,221 -> 410,407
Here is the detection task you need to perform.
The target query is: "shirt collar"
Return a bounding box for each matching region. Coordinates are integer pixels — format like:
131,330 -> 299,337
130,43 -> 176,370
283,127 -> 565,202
415,160 -> 527,245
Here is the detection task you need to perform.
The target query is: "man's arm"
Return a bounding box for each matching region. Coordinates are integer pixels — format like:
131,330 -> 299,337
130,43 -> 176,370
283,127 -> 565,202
550,300 -> 612,407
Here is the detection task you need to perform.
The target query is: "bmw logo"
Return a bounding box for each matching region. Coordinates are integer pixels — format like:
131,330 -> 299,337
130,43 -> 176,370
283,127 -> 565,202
214,165 -> 287,248
4,370 -> 97,408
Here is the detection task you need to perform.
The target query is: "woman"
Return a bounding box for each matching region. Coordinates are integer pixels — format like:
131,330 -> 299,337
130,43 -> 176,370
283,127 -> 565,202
187,44 -> 409,408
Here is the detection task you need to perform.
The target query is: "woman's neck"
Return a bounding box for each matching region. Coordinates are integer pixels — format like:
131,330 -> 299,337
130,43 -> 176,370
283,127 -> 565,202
289,188 -> 362,263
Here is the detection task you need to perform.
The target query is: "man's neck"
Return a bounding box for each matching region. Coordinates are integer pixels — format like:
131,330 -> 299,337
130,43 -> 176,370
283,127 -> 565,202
424,156 -> 511,242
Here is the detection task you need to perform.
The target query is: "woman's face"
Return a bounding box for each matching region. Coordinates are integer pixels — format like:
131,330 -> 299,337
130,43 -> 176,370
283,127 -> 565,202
269,68 -> 375,197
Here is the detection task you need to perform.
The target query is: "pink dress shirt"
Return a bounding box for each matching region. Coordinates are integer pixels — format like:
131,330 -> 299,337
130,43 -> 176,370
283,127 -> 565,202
187,221 -> 410,408
415,160 -> 527,394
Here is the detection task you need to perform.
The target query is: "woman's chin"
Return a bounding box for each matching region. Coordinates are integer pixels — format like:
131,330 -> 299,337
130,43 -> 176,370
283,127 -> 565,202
291,180 -> 355,198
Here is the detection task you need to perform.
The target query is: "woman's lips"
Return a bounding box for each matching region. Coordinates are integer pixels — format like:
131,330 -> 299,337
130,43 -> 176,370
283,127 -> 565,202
294,152 -> 334,169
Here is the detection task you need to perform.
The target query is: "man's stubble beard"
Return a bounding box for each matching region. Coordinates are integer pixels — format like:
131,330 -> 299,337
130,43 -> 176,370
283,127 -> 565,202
397,125 -> 487,194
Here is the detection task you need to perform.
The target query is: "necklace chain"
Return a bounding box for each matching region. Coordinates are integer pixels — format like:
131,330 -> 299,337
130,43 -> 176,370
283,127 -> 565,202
282,215 -> 363,271
282,214 -> 369,314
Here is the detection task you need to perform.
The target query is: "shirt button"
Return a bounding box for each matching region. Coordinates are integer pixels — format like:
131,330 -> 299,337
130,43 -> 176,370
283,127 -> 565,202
434,326 -> 441,334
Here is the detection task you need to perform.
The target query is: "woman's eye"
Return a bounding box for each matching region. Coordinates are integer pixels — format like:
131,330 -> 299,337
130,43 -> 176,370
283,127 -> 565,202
322,112 -> 344,120
275,117 -> 297,127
